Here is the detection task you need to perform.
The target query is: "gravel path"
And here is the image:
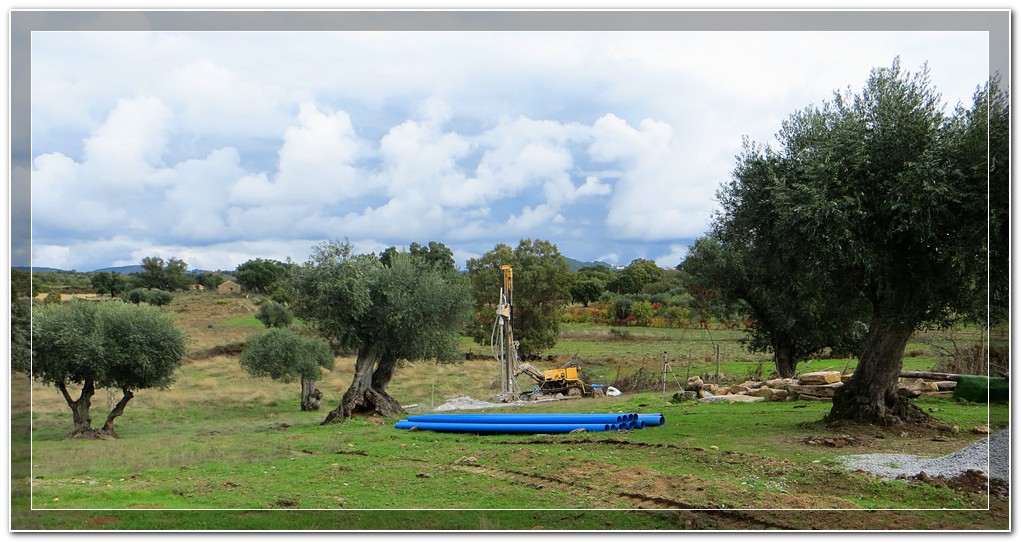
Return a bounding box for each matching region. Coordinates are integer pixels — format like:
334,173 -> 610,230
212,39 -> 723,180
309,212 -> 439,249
836,428 -> 1009,484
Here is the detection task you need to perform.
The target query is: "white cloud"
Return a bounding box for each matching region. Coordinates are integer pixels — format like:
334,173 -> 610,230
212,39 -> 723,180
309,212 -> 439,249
474,116 -> 590,199
654,244 -> 691,268
28,29 -> 990,271
81,96 -> 174,190
576,176 -> 612,198
376,108 -> 473,204
164,147 -> 245,241
589,114 -> 715,240
505,204 -> 566,235
167,58 -> 293,137
228,102 -> 366,207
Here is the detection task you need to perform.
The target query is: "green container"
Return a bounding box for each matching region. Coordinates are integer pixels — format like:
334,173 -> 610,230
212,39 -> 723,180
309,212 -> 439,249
953,375 -> 1010,403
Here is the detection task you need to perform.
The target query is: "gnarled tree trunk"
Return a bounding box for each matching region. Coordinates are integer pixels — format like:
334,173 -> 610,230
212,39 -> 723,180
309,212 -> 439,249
828,325 -> 929,426
773,341 -> 796,379
58,379 -> 100,438
100,387 -> 134,437
300,379 -> 323,411
322,343 -> 406,424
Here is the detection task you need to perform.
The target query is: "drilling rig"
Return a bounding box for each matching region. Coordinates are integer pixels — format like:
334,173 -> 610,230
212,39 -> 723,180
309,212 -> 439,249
492,265 -> 519,402
491,265 -> 599,402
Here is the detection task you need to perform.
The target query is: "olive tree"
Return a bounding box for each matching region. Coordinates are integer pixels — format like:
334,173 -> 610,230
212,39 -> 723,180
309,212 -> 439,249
682,141 -> 870,378
236,258 -> 291,294
289,240 -> 474,422
122,288 -> 173,307
11,299 -> 31,374
239,329 -> 334,411
135,256 -> 192,291
32,301 -> 186,438
255,300 -> 294,329
569,278 -> 604,307
90,271 -> 126,298
713,59 -> 1007,425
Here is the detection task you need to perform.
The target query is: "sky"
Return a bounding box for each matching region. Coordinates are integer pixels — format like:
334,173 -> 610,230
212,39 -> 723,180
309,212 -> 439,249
26,23 -> 991,272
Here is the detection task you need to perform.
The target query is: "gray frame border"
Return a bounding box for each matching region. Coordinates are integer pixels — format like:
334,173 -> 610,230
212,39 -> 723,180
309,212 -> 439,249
8,9 -> 1009,526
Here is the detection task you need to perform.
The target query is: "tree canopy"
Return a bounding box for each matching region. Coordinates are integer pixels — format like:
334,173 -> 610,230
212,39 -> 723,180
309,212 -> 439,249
569,278 -> 604,307
465,239 -> 572,358
32,301 -> 186,437
255,300 -> 294,329
682,139 -> 870,377
91,271 -> 127,298
606,258 -> 664,295
707,59 -> 1007,424
379,241 -> 456,271
235,258 -> 291,295
239,328 -> 334,411
11,299 -> 31,374
134,257 -> 192,291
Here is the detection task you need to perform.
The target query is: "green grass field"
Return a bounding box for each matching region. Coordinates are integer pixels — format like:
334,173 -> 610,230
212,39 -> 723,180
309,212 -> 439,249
11,292 -> 1010,531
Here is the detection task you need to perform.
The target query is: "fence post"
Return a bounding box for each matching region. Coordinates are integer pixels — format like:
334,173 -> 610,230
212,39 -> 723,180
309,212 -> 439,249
715,344 -> 721,385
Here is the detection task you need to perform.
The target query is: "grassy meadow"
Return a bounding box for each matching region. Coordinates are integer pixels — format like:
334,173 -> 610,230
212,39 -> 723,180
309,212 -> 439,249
11,291 -> 1009,531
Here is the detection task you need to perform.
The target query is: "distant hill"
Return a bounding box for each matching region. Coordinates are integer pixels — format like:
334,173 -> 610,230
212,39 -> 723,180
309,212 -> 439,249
14,265 -> 217,275
91,265 -> 145,275
564,257 -> 613,272
24,259 -> 606,274
13,266 -> 65,273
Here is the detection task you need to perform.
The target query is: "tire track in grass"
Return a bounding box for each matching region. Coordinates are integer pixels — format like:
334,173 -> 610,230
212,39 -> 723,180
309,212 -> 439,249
446,461 -> 809,530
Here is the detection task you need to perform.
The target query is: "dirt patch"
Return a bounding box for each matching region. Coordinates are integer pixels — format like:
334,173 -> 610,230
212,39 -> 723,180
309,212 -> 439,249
85,516 -> 122,527
184,342 -> 246,361
802,435 -> 865,448
899,469 -> 1008,498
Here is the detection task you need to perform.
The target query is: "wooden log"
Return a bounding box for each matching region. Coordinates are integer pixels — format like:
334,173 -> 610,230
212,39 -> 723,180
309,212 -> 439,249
900,370 -> 962,381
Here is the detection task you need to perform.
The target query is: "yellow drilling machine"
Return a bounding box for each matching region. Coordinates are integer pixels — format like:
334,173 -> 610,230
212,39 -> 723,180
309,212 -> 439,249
515,360 -> 602,401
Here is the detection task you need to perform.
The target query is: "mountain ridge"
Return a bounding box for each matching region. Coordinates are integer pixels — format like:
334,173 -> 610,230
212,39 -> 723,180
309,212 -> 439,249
17,256 -> 615,275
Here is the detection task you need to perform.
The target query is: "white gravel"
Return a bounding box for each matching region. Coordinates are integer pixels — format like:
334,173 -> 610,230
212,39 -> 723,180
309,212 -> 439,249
433,395 -> 522,411
836,428 -> 1009,484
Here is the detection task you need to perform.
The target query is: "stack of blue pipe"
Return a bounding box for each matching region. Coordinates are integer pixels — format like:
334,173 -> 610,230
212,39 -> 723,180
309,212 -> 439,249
394,413 -> 665,434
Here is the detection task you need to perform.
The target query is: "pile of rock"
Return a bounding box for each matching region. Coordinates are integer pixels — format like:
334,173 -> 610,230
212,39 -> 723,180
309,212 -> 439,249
672,371 -> 958,404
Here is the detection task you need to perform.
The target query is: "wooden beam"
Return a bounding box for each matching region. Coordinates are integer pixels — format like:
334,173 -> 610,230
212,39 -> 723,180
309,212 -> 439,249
900,370 -> 962,381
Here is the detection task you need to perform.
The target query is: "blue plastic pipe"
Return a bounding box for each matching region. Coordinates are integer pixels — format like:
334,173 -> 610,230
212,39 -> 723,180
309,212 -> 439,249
637,414 -> 666,427
406,413 -> 637,425
394,420 -> 615,433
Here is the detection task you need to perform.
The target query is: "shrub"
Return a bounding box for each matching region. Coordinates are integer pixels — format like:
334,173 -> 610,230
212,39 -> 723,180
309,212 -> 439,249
255,300 -> 294,329
122,289 -> 173,306
43,291 -> 63,304
148,290 -> 173,307
608,328 -> 634,341
122,289 -> 147,304
631,300 -> 654,327
935,344 -> 1010,377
